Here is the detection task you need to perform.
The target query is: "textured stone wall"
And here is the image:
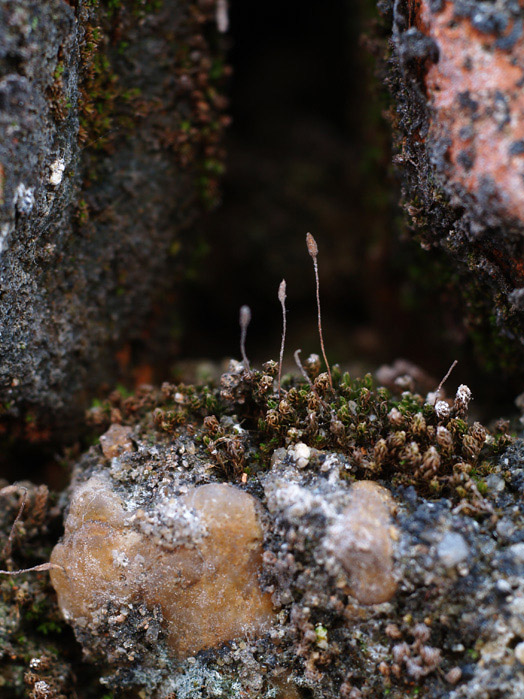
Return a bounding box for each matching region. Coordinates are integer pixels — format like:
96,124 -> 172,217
0,0 -> 227,428
382,0 -> 524,373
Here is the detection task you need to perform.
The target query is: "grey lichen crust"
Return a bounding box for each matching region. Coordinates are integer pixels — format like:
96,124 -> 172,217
50,383 -> 524,698
0,0 -> 227,425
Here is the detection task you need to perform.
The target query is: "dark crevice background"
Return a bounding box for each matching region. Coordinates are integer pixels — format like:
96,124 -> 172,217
179,0 -> 450,371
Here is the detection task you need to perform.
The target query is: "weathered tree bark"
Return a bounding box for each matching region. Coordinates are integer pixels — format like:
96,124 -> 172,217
0,0 -> 227,428
382,0 -> 524,373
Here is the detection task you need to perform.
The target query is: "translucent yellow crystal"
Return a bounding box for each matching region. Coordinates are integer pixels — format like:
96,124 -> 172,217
328,480 -> 397,604
51,479 -> 274,656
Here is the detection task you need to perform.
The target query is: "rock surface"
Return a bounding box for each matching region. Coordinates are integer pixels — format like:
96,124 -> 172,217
35,366 -> 524,697
382,0 -> 524,372
0,0 -> 227,427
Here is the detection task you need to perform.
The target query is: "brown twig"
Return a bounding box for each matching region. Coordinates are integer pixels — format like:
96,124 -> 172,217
278,279 -> 287,399
1,486 -> 27,564
306,232 -> 333,390
0,562 -> 64,576
0,485 -> 64,577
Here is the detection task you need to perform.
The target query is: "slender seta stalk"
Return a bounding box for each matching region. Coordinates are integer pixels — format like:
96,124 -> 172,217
306,232 -> 333,390
239,305 -> 252,373
294,349 -> 313,387
278,280 -> 287,399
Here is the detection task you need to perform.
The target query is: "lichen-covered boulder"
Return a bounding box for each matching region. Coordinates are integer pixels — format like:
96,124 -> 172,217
382,0 -> 524,372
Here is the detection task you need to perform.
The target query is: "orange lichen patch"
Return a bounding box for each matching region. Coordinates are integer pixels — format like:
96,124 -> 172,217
99,424 -> 134,459
328,481 -> 397,605
420,0 -> 524,223
50,478 -> 274,657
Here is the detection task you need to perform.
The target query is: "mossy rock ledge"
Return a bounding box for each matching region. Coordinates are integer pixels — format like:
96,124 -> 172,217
2,363 -> 524,698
